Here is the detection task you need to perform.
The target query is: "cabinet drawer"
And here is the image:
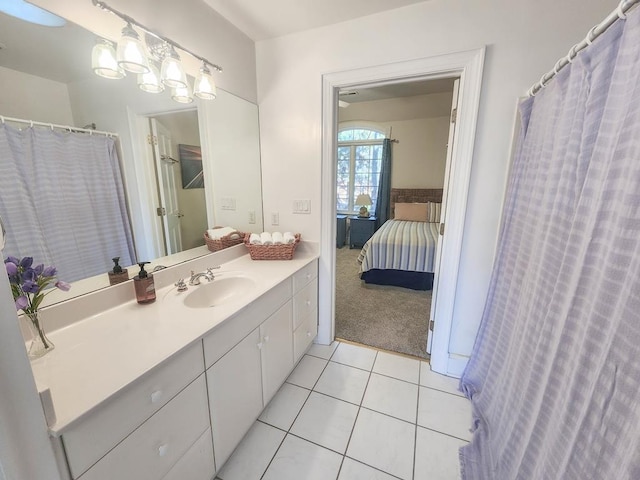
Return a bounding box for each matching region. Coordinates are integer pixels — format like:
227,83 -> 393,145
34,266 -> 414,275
64,342 -> 204,478
79,374 -> 210,480
293,277 -> 317,330
294,308 -> 318,363
292,260 -> 317,293
161,428 -> 215,480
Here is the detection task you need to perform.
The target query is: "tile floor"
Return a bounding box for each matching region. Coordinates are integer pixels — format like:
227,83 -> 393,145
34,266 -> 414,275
215,341 -> 471,480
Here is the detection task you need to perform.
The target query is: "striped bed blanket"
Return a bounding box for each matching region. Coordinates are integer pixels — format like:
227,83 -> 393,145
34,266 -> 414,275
357,219 -> 439,273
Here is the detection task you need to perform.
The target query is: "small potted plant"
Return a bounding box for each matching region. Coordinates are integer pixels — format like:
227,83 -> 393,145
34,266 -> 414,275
4,256 -> 71,359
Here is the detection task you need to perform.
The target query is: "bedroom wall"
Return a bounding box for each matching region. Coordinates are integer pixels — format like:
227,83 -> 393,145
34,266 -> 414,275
256,0 -> 617,370
339,92 -> 453,189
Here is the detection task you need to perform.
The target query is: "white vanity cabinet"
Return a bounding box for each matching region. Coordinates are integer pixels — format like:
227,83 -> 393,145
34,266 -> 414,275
292,262 -> 318,362
260,301 -> 294,405
61,342 -> 208,480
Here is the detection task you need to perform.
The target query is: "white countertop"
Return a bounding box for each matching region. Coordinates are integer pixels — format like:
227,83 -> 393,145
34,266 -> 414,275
30,249 -> 318,435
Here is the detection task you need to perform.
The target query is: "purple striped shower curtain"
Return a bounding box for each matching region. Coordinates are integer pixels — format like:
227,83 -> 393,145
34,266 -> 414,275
460,8 -> 640,480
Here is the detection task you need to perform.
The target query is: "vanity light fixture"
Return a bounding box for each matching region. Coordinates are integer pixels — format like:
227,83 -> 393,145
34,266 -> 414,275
194,62 -> 217,100
171,85 -> 194,104
116,23 -> 150,74
138,63 -> 164,93
91,0 -> 222,103
160,46 -> 187,89
91,39 -> 125,79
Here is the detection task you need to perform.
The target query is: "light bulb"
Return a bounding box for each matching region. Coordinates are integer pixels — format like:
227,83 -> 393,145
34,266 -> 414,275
160,46 -> 187,89
194,63 -> 217,100
171,85 -> 193,104
116,23 -> 150,74
92,39 -> 125,79
138,64 -> 164,93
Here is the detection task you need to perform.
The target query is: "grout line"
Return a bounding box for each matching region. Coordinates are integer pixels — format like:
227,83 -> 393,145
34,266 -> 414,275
413,361 -> 422,480
343,456 -> 405,480
416,425 -> 471,443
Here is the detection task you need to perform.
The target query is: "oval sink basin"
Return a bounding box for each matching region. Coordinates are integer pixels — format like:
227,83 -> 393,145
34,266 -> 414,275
183,275 -> 257,308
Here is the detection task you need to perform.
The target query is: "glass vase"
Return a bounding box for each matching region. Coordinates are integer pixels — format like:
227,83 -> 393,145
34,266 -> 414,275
24,311 -> 55,359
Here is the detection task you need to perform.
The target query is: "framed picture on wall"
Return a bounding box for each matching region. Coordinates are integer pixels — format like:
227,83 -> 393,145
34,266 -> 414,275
179,144 -> 204,189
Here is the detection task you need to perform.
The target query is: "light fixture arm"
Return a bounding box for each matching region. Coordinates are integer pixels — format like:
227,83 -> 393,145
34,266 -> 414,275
92,0 -> 222,73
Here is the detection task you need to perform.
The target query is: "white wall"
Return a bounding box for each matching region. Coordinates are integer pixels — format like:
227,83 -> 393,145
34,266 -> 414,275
256,0 -> 617,360
0,67 -> 74,125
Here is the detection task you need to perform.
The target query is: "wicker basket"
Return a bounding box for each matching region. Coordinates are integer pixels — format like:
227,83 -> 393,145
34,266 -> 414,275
243,233 -> 301,260
204,227 -> 246,252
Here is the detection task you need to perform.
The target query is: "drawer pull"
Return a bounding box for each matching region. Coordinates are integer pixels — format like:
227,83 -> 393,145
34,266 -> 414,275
263,335 -> 270,343
158,444 -> 169,457
307,331 -> 312,337
150,390 -> 163,403
305,273 -> 311,279
257,342 -> 263,350
305,300 -> 311,306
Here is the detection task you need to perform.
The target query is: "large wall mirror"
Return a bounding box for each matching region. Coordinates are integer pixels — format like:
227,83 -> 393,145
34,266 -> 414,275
0,10 -> 263,303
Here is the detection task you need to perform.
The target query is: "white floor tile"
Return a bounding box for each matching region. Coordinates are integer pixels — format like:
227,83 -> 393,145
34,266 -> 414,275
373,351 -> 420,384
417,387 -> 472,441
217,421 -> 285,480
290,392 -> 359,454
346,408 -> 415,480
362,373 -> 418,423
260,383 -> 310,431
331,342 -> 377,371
414,426 -> 467,480
420,362 -> 464,397
262,434 -> 343,480
338,458 -> 397,480
287,355 -> 328,390
308,341 -> 340,360
314,361 -> 370,405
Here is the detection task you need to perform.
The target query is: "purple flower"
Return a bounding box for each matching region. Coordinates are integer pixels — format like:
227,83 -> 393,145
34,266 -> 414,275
55,280 -> 71,292
15,296 -> 28,310
5,261 -> 17,276
34,264 -> 44,276
20,257 -> 33,269
22,268 -> 37,282
42,265 -> 57,277
5,256 -> 20,265
22,280 -> 40,294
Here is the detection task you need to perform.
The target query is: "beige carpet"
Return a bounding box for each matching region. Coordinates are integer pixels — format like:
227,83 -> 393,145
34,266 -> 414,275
334,247 -> 431,359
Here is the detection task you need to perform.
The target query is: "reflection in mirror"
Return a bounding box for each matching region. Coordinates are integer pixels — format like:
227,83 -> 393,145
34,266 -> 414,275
0,11 -> 263,303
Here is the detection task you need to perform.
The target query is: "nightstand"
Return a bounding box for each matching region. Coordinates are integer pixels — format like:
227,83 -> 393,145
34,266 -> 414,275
349,215 -> 377,248
336,215 -> 347,248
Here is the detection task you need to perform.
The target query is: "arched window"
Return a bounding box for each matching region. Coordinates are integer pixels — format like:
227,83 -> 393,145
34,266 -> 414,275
337,125 -> 386,214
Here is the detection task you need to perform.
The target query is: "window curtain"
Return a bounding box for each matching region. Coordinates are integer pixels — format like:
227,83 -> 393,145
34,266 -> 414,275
374,138 -> 392,226
0,124 -> 135,283
460,11 -> 640,480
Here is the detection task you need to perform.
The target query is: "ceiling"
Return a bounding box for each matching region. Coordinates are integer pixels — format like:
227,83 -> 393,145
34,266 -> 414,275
202,0 -> 430,41
340,78 -> 455,104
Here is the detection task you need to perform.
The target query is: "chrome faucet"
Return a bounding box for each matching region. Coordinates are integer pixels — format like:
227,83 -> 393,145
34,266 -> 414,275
189,268 -> 217,286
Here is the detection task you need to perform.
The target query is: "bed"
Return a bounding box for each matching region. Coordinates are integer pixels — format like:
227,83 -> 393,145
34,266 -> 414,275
357,188 -> 443,290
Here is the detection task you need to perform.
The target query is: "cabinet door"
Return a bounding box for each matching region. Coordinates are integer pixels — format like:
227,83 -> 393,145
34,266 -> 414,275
260,300 -> 294,405
207,328 -> 263,469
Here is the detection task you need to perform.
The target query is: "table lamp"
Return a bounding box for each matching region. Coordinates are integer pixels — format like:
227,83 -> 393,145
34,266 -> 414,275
355,193 -> 373,217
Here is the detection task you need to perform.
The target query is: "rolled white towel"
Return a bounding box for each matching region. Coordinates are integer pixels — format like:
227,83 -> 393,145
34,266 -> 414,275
272,232 -> 284,245
283,232 -> 296,244
249,233 -> 262,245
207,226 -> 235,240
260,232 -> 273,245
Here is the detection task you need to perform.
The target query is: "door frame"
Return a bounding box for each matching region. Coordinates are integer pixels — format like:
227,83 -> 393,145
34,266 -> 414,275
318,47 -> 485,374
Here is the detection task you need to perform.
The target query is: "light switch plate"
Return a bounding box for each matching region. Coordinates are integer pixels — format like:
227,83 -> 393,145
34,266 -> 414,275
293,199 -> 311,214
248,210 -> 256,224
271,212 -> 279,225
221,197 -> 236,211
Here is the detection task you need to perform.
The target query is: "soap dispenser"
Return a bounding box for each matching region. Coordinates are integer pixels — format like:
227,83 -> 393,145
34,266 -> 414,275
108,257 -> 129,286
133,262 -> 156,304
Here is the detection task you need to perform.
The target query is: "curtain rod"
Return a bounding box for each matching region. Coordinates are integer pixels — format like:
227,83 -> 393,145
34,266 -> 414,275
528,0 -> 640,96
0,116 -> 118,137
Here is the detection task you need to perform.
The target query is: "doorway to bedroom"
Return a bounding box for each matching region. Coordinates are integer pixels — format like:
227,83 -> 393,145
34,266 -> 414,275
334,78 -> 457,360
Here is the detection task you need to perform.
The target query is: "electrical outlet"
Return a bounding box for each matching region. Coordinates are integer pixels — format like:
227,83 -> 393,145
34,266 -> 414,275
248,210 -> 256,224
271,212 -> 279,225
